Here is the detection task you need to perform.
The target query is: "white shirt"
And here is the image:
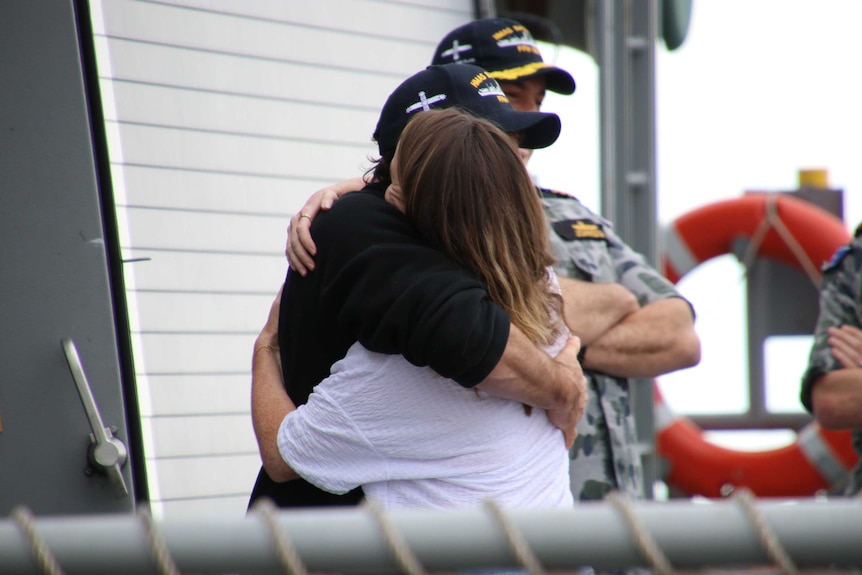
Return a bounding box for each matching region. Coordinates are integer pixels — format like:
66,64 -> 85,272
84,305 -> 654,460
279,270 -> 573,510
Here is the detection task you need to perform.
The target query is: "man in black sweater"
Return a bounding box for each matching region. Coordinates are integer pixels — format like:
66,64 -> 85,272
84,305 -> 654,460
249,64 -> 587,508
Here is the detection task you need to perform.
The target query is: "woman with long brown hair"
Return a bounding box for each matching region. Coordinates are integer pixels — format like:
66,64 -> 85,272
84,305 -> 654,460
259,107 -> 576,510
390,108 -> 562,349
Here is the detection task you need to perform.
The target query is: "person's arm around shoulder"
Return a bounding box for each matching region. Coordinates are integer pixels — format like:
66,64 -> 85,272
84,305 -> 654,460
287,177 -> 367,275
250,285 -> 299,482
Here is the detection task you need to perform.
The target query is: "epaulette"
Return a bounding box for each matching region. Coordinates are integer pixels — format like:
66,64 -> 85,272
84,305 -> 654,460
538,187 -> 577,200
823,223 -> 862,270
823,244 -> 852,272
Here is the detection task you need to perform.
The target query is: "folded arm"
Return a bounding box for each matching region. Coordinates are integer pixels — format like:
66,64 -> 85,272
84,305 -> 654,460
800,243 -> 862,424
580,297 -> 701,379
556,274 -> 699,379
559,219 -> 701,379
810,368 -> 862,429
810,324 -> 862,429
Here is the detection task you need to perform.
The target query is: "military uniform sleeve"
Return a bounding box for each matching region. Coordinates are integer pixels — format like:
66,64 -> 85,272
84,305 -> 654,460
542,192 -> 691,311
313,191 -> 510,388
602,221 -> 689,308
800,240 -> 862,413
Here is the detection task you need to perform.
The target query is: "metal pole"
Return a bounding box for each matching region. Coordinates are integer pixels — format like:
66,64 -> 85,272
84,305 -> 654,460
473,0 -> 496,19
596,0 -> 617,222
3,498 -> 862,574
595,0 -> 661,500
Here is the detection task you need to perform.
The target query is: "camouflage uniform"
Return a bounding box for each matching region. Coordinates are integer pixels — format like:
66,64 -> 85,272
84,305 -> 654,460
800,228 -> 862,496
540,189 -> 689,501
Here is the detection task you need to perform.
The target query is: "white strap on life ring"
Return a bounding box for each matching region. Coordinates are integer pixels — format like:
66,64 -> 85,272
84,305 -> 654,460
662,226 -> 699,282
796,424 -> 850,485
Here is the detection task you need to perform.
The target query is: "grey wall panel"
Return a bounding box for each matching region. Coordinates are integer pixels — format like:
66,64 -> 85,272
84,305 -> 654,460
157,494 -> 252,517
131,292 -> 276,333
134,333 -> 256,373
115,166 -> 335,213
0,0 -> 139,515
145,374 -> 249,415
148,454 -> 260,501
148,415 -> 256,457
105,82 -> 381,146
113,124 -> 373,180
147,0 -> 471,43
119,252 -> 285,292
102,38 -> 402,108
121,209 -> 288,253
99,0 -> 437,74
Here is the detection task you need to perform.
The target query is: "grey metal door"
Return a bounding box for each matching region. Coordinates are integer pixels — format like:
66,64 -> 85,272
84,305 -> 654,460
0,0 -> 146,515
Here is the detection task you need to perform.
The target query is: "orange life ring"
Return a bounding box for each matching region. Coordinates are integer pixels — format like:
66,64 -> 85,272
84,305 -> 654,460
656,193 -> 858,497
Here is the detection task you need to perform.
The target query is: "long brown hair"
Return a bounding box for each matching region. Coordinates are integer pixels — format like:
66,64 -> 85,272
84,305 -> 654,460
395,108 -> 560,345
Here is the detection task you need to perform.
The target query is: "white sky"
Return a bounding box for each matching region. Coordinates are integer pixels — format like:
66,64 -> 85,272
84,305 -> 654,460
529,0 -> 862,449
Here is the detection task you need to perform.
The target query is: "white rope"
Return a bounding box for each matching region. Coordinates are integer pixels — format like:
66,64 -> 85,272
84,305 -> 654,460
607,492 -> 677,575
739,193 -> 823,287
484,499 -> 548,575
252,498 -> 308,575
10,506 -> 67,575
363,499 -> 428,575
137,507 -> 182,575
733,488 -> 800,575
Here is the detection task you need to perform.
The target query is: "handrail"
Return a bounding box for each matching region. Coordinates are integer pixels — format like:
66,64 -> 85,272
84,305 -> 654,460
4,495 -> 862,575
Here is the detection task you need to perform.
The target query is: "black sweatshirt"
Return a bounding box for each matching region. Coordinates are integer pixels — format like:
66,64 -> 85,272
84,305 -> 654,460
249,184 -> 511,508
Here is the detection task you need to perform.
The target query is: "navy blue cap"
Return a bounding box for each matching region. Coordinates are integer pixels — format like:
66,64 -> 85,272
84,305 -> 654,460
373,64 -> 561,156
432,18 -> 576,95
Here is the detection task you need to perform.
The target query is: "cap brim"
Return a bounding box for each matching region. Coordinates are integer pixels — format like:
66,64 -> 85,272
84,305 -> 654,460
532,67 -> 576,95
490,64 -> 576,96
494,110 -> 561,150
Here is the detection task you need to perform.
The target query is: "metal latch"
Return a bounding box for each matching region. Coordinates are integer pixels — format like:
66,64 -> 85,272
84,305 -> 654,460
61,338 -> 129,496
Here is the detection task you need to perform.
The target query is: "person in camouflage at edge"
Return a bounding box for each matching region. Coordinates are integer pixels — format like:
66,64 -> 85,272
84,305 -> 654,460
801,223 -> 862,495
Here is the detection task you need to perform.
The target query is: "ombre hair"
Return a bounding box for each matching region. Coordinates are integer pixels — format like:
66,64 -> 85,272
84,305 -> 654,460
395,108 -> 560,346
